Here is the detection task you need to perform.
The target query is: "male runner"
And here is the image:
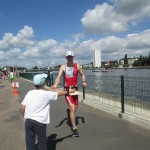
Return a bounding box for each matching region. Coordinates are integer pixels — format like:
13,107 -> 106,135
51,51 -> 87,136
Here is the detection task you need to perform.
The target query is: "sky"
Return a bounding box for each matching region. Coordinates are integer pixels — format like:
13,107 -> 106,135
0,0 -> 150,68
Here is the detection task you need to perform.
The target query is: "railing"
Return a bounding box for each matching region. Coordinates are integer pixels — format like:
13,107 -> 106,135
81,74 -> 150,121
20,72 -> 150,121
20,72 -> 53,87
124,76 -> 150,121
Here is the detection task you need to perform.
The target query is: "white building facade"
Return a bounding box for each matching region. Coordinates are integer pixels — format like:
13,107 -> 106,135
93,49 -> 101,68
120,58 -> 136,66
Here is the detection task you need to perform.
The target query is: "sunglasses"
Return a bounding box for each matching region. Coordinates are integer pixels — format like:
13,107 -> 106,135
66,56 -> 73,58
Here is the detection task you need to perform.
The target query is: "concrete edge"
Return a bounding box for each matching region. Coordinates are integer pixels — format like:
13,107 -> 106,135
118,113 -> 150,130
79,97 -> 150,130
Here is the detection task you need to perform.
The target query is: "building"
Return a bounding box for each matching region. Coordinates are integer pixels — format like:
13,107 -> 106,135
93,49 -> 101,68
82,62 -> 93,69
120,58 -> 136,66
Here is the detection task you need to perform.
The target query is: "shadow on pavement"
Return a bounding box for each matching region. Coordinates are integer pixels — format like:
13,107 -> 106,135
47,134 -> 72,150
55,109 -> 85,130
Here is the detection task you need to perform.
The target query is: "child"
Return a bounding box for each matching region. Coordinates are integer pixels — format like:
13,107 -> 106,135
21,73 -> 75,150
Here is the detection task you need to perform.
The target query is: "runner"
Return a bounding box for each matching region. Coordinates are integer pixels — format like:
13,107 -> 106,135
51,51 -> 87,137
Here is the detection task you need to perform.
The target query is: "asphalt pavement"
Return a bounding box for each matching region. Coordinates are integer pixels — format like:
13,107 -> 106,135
1,77 -> 150,150
0,79 -> 25,150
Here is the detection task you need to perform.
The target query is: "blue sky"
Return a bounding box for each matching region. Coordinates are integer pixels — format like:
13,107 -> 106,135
0,0 -> 150,68
0,0 -> 103,41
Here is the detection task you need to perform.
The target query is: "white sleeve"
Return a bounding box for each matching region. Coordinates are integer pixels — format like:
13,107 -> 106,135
47,91 -> 58,101
21,92 -> 29,105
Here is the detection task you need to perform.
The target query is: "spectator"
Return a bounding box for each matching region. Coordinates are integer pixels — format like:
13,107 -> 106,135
21,73 -> 75,150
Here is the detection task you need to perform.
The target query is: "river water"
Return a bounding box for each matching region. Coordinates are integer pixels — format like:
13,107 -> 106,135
75,69 -> 150,101
83,69 -> 150,77
28,69 -> 150,101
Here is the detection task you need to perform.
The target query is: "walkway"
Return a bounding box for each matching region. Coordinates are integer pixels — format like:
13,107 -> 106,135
1,77 -> 150,150
0,79 -> 25,150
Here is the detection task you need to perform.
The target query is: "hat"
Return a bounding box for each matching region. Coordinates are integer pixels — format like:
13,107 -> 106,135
66,51 -> 74,57
33,74 -> 48,86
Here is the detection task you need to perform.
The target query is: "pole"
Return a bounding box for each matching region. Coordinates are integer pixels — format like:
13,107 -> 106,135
83,86 -> 85,99
121,75 -> 125,113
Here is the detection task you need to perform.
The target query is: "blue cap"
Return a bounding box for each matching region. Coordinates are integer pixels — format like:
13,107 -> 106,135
33,74 -> 48,86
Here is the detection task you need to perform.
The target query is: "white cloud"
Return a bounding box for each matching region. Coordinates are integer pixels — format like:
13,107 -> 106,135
81,0 -> 150,34
23,47 -> 40,57
6,48 -> 20,58
17,26 -> 34,39
0,51 -> 5,60
0,23 -> 150,67
38,39 -> 57,49
0,26 -> 35,50
125,30 -> 150,49
81,3 -> 127,34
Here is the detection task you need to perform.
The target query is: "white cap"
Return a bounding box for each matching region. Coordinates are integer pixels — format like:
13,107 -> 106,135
66,51 -> 74,57
33,74 -> 48,86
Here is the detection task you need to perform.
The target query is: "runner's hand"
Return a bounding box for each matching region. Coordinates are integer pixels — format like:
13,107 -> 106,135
82,82 -> 87,87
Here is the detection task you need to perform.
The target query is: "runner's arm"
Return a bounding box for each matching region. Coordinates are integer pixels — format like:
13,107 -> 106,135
50,65 -> 64,91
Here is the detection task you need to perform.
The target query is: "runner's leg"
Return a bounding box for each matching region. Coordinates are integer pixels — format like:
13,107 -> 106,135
69,104 -> 77,128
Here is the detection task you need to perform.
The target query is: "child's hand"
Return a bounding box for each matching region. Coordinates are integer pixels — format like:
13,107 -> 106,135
69,88 -> 76,93
49,85 -> 57,91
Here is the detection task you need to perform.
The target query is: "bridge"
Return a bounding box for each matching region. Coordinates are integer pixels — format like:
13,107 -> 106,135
0,77 -> 150,150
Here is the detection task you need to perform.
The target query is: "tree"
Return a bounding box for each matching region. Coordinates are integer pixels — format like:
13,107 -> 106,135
32,66 -> 38,69
124,54 -> 128,65
123,54 -> 129,67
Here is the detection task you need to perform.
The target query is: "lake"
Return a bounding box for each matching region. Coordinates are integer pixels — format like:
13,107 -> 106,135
83,69 -> 150,77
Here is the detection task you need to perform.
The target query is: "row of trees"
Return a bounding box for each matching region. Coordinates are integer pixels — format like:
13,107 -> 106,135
124,53 -> 150,67
0,66 -> 27,71
133,54 -> 150,66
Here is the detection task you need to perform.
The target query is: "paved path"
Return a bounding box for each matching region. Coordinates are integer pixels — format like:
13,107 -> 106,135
0,79 -> 25,150
1,77 -> 150,150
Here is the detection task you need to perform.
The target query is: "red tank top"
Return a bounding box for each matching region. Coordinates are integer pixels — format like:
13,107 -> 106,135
64,63 -> 78,87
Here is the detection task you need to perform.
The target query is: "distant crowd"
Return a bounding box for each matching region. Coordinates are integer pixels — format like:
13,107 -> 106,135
0,67 -> 20,82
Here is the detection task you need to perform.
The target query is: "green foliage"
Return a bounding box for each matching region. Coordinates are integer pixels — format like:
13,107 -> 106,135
124,54 -> 128,65
123,64 -> 129,67
54,65 -> 61,68
133,53 -> 150,66
32,66 -> 38,69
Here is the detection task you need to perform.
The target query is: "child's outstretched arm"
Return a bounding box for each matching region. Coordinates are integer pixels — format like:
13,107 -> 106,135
57,88 -> 76,96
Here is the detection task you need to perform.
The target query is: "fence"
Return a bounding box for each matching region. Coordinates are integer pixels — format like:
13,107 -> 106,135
20,72 -> 53,87
80,74 -> 150,121
20,72 -> 150,121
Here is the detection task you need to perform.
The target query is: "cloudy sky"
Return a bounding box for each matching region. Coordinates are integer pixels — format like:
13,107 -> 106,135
0,0 -> 150,68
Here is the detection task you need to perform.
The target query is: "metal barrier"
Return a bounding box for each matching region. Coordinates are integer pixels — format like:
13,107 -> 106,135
82,74 -> 150,121
20,72 -> 150,121
20,72 -> 53,87
124,76 -> 150,121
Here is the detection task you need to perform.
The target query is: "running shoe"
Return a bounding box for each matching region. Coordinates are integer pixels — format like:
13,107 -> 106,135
72,127 -> 79,137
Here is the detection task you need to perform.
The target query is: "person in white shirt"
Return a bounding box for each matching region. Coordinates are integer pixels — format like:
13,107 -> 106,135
21,73 -> 75,150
